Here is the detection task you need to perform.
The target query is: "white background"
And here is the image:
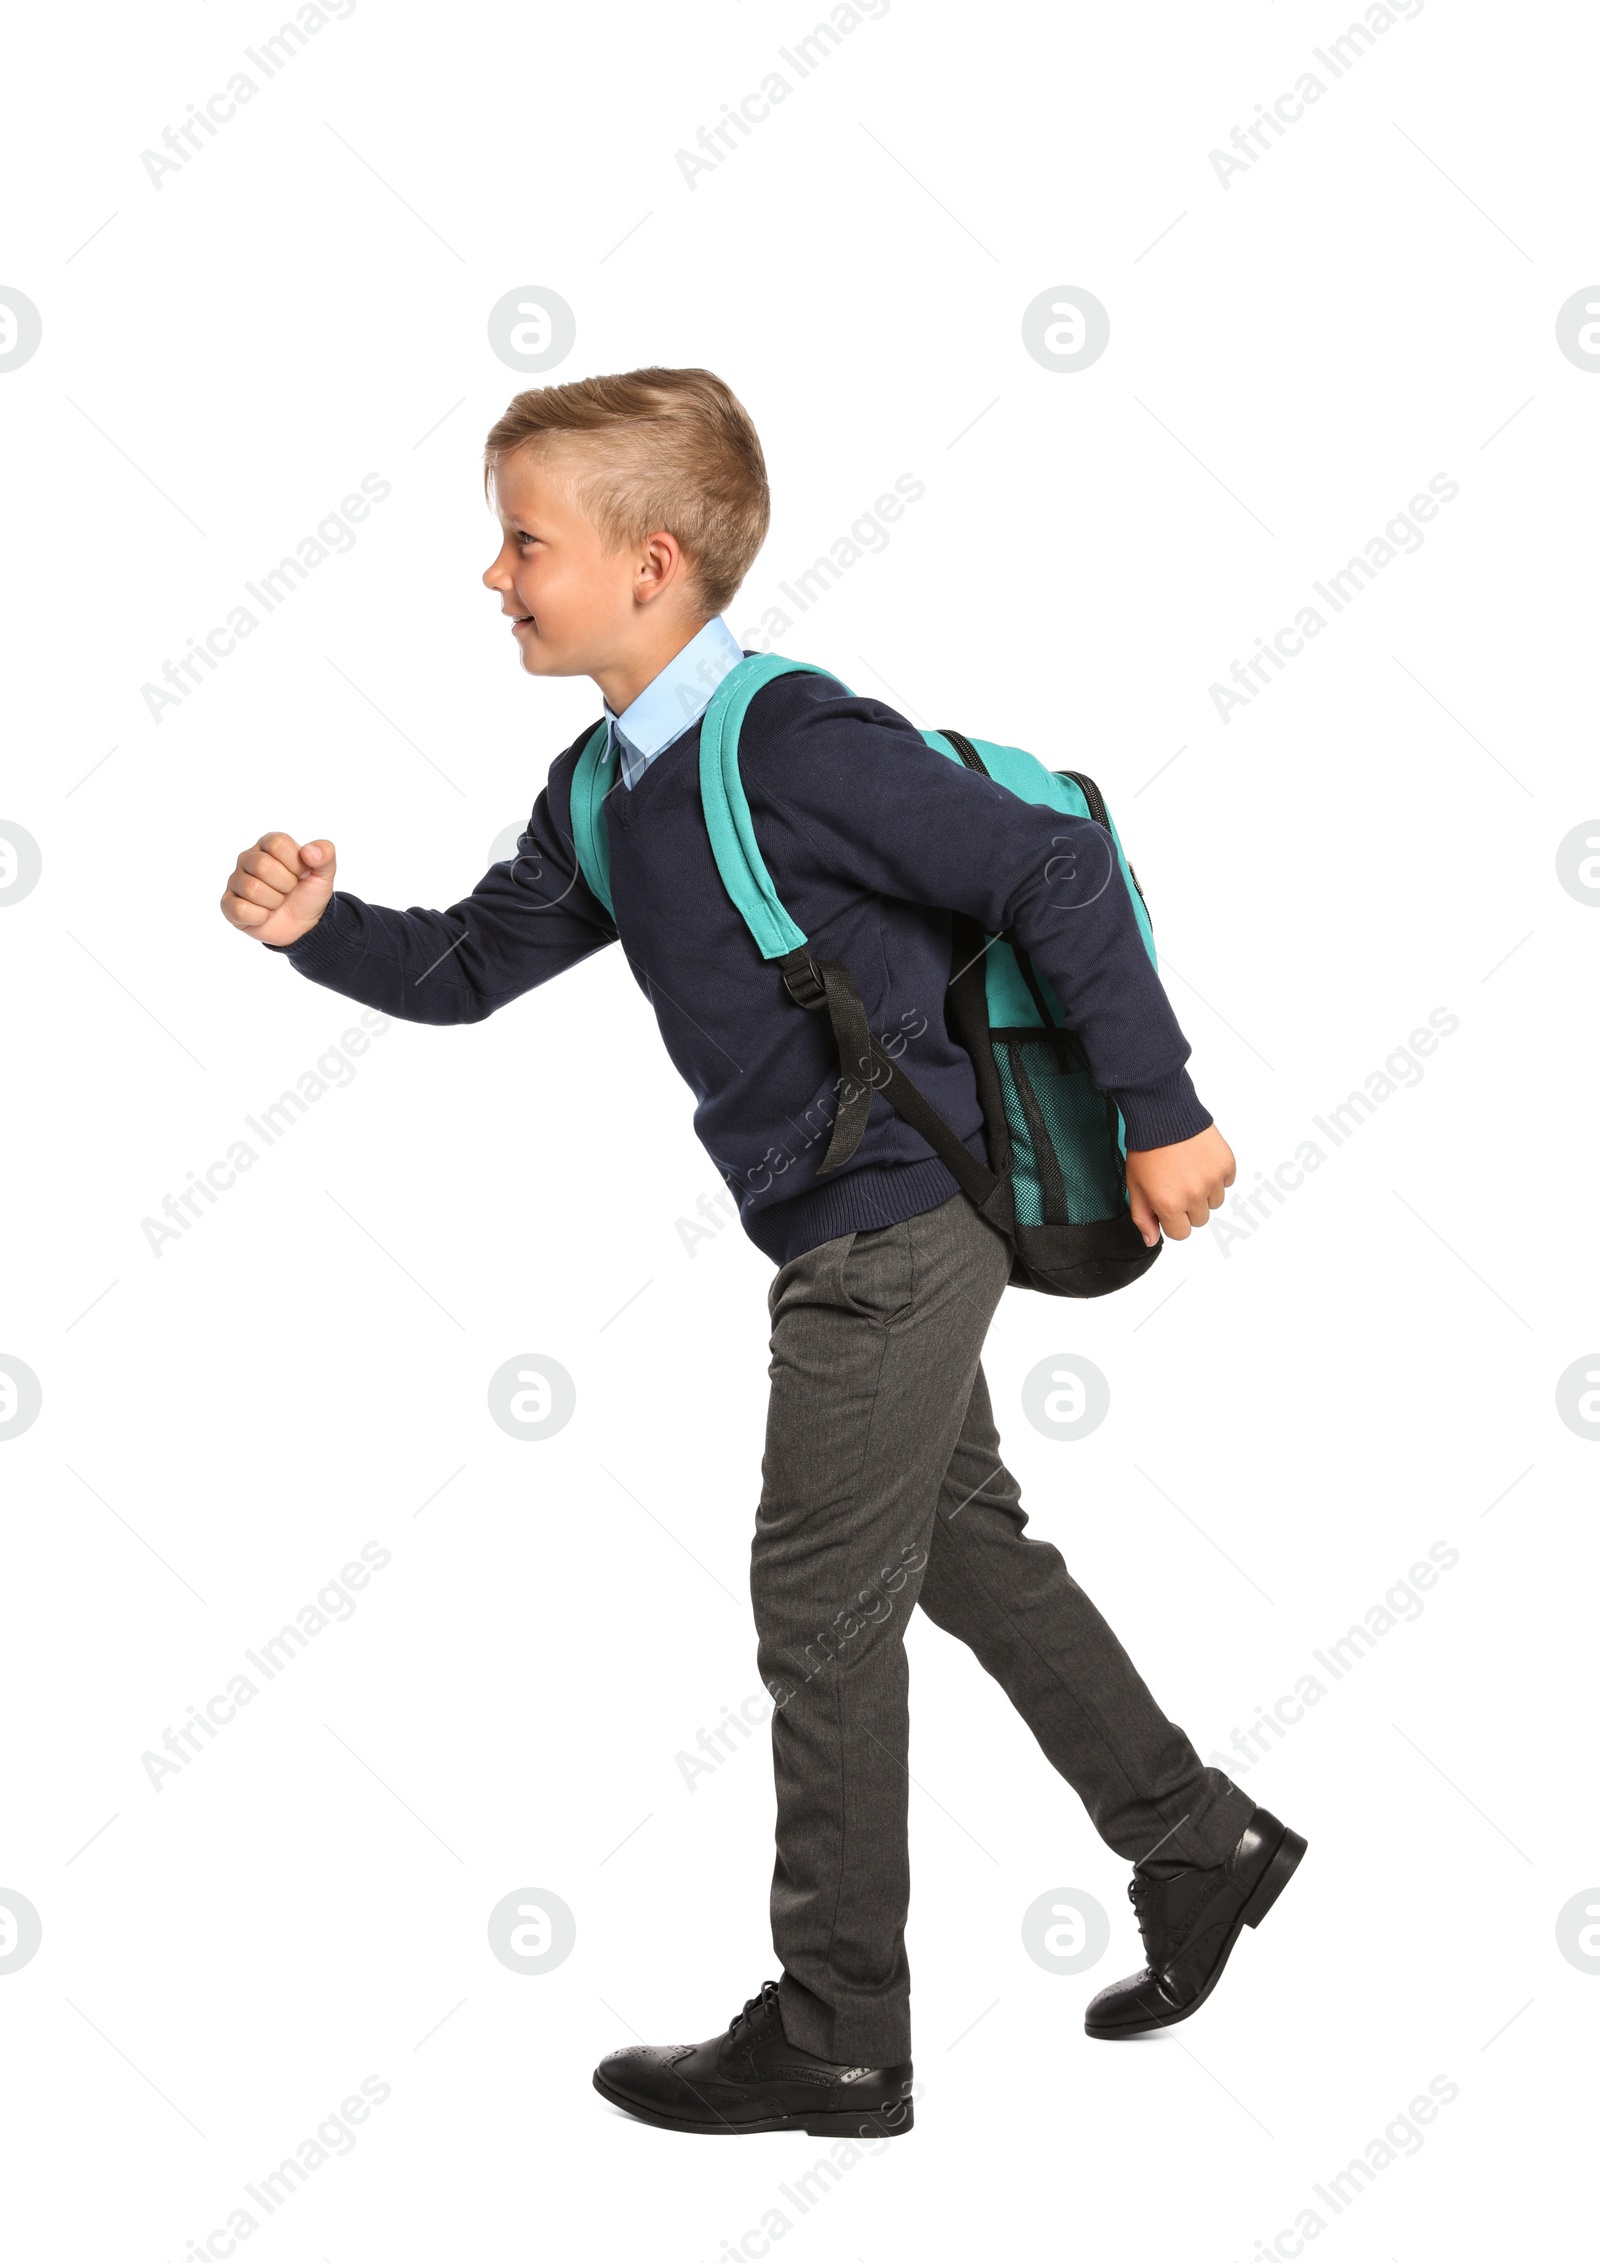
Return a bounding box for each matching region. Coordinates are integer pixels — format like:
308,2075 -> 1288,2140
2,0 -> 1596,2254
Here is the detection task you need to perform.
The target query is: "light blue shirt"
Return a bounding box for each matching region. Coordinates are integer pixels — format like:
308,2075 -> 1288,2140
604,614 -> 747,789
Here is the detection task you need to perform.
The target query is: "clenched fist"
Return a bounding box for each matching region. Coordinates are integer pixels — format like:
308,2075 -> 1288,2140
1125,1123 -> 1236,1247
220,832 -> 337,949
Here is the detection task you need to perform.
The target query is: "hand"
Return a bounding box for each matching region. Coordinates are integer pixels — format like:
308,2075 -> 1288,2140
1125,1124 -> 1235,1247
220,833 -> 337,948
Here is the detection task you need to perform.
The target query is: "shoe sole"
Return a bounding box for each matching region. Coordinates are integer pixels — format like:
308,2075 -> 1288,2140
1085,1823 -> 1309,2041
592,2068 -> 914,2138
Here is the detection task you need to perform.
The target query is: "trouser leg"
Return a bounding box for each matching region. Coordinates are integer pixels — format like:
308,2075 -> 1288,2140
917,1362 -> 1253,1870
753,1193 -> 1009,2064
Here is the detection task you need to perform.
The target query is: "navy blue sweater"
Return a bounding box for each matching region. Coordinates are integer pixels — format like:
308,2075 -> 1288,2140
267,667 -> 1211,1263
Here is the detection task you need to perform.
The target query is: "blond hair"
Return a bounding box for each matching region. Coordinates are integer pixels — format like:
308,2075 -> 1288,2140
483,366 -> 770,617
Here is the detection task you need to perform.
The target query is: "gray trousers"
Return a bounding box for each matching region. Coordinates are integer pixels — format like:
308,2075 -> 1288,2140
753,1191 -> 1254,2063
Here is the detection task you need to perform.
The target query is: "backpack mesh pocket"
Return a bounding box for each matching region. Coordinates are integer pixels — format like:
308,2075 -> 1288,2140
993,1033 -> 1127,1228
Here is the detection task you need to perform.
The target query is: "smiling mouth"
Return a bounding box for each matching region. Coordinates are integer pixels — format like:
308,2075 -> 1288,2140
511,614 -> 534,630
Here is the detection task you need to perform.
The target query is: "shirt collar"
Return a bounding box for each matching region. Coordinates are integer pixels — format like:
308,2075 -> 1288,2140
603,615 -> 747,788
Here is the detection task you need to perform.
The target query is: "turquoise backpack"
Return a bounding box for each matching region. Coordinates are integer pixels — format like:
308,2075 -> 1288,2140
568,653 -> 1161,1298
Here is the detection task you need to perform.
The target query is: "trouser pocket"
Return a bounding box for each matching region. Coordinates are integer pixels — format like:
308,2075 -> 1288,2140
834,1217 -> 916,1327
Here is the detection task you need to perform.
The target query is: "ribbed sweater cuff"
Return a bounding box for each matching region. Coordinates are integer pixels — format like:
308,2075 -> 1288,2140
1111,1068 -> 1213,1152
260,895 -> 357,979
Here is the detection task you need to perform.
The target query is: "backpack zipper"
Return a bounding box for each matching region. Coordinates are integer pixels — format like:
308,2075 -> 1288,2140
939,727 -> 988,775
1059,767 -> 1146,905
1057,767 -> 1109,829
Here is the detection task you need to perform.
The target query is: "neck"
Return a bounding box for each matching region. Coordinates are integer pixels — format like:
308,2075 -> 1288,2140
593,615 -> 711,714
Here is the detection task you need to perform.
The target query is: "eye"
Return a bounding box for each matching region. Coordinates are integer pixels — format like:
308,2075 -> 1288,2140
515,531 -> 539,550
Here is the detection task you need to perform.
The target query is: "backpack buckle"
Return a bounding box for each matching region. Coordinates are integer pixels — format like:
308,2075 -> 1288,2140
779,950 -> 827,1012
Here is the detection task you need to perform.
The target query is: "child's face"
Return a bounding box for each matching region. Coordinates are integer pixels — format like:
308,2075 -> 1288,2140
482,444 -> 644,680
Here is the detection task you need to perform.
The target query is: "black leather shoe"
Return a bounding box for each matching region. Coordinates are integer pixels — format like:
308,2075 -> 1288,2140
1085,1806 -> 1307,2039
594,1980 -> 914,2136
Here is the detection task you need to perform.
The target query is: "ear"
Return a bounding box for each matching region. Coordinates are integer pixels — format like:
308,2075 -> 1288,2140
635,528 -> 687,604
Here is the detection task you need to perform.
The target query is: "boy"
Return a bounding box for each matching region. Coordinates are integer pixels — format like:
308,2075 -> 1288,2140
220,365 -> 1304,2139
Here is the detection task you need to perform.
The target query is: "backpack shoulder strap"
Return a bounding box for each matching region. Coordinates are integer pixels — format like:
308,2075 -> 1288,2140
710,666 -> 1002,1211
571,658 -> 1004,1214
568,720 -> 617,918
564,654 -> 850,939
698,652 -> 847,958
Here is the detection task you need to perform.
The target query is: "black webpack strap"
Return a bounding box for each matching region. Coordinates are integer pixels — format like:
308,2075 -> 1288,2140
779,951 -> 875,1173
779,948 -> 1004,1212
1005,933 -> 1074,1074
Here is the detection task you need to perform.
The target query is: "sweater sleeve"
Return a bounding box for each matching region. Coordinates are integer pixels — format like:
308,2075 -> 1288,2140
744,677 -> 1214,1151
261,749 -> 617,1025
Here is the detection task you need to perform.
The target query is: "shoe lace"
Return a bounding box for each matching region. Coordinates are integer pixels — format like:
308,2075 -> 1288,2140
1127,1872 -> 1164,1965
728,1979 -> 782,2038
